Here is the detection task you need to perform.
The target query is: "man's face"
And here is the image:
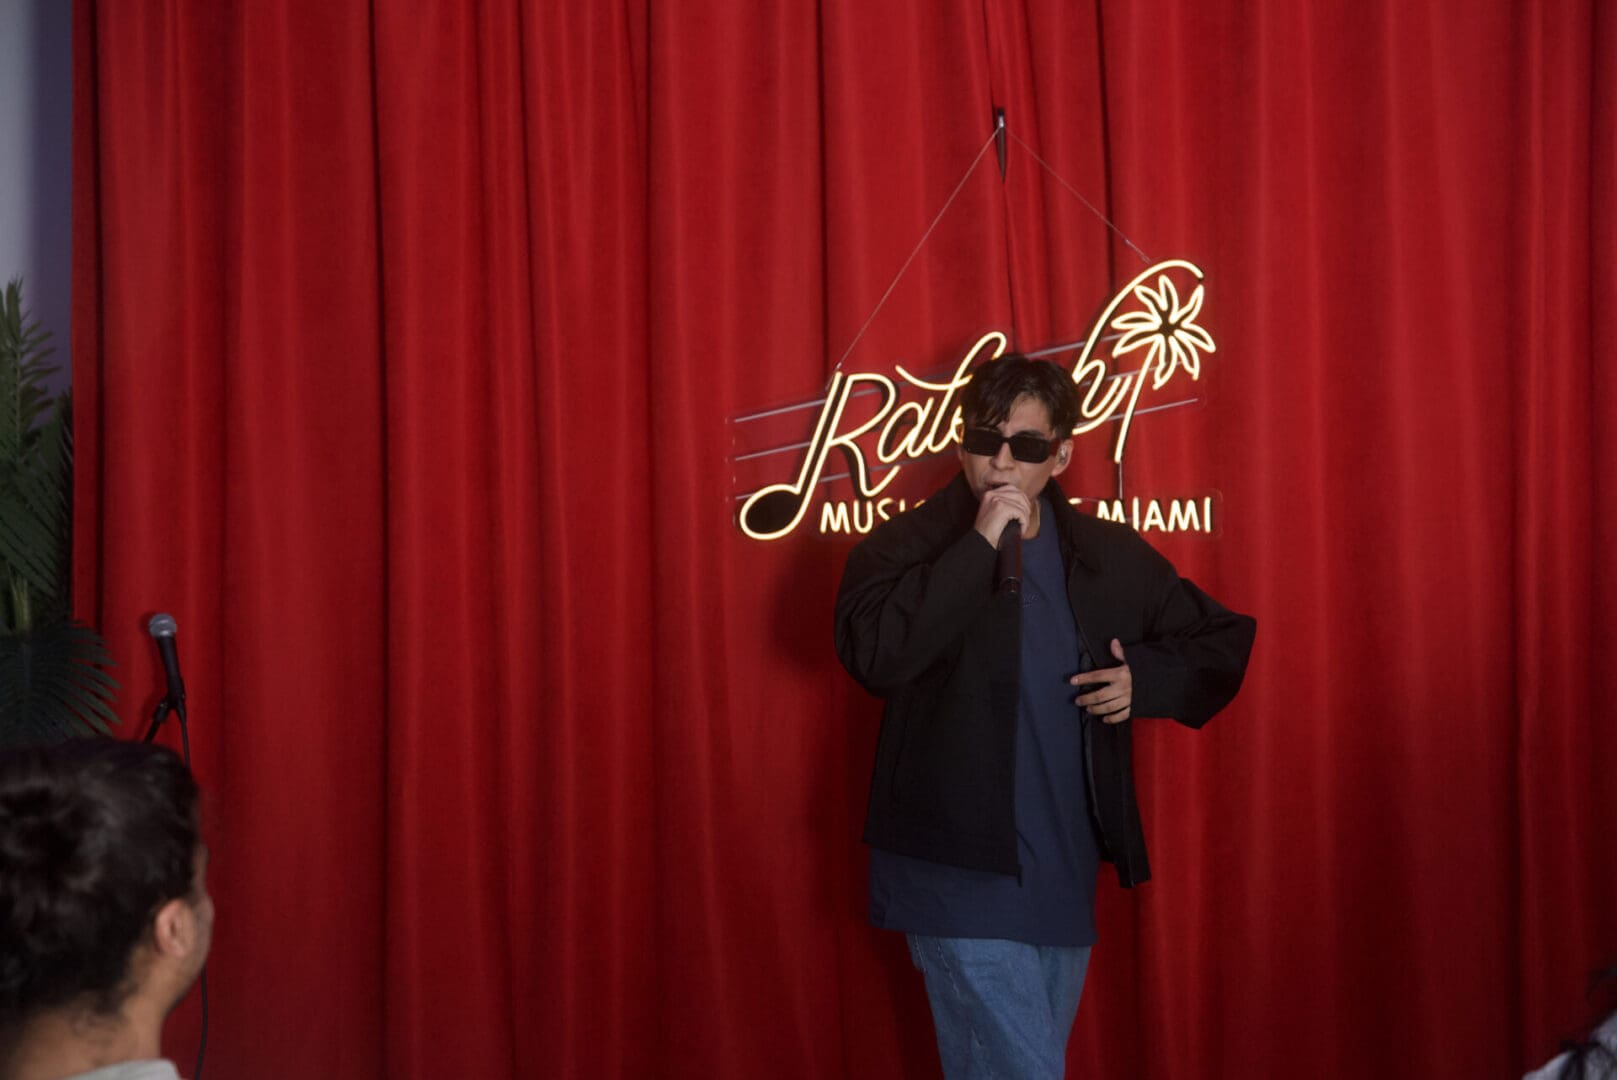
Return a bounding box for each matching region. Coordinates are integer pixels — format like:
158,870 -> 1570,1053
957,394 -> 1072,503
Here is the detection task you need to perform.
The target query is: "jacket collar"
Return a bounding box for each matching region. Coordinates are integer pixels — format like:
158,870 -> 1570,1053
1041,478 -> 1101,573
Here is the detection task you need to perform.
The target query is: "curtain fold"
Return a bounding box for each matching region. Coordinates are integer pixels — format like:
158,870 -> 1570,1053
71,1 -> 1615,1076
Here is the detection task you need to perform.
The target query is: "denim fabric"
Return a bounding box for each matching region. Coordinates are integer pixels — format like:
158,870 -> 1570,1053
907,934 -> 1091,1079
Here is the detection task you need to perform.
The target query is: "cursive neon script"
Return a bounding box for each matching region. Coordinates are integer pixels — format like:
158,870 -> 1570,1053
738,260 -> 1212,541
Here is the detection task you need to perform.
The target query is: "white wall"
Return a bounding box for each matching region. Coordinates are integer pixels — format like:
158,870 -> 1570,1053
0,0 -> 73,395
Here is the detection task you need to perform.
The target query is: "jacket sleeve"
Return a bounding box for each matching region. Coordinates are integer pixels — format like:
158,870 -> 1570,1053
1124,559 -> 1257,728
834,525 -> 997,697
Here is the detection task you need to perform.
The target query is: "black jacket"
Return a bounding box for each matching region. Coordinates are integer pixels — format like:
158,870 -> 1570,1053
834,474 -> 1256,887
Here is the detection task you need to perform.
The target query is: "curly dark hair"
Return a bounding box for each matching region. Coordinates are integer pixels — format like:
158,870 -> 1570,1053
0,738 -> 200,1029
959,354 -> 1081,436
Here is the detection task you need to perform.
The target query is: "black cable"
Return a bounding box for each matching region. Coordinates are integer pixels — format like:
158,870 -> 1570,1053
194,967 -> 208,1080
174,706 -> 207,1080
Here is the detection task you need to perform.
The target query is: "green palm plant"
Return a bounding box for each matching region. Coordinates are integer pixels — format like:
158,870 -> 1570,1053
0,278 -> 117,744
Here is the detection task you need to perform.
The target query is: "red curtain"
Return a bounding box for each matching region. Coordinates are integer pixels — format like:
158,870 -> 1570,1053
70,1 -> 1616,1077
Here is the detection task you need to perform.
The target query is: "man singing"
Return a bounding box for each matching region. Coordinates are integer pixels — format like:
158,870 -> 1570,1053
835,355 -> 1255,1078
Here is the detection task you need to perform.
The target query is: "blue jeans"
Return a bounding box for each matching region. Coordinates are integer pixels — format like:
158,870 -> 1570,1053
906,935 -> 1091,1080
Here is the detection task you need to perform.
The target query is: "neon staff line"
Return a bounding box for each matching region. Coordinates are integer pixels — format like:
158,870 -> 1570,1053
738,260 -> 1212,541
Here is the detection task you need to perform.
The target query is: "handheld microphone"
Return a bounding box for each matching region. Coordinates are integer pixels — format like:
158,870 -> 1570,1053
997,519 -> 1022,598
147,613 -> 186,707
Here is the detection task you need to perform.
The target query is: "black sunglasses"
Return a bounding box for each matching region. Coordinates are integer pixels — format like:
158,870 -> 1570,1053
960,427 -> 1063,463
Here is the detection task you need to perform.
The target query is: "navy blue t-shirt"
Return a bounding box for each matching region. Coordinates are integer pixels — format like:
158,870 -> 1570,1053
868,500 -> 1100,946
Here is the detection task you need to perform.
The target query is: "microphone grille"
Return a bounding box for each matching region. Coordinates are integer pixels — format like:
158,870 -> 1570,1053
147,613 -> 178,639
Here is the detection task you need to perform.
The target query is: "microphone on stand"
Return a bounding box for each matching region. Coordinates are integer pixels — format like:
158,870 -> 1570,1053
997,519 -> 1022,598
147,613 -> 187,709
144,614 -> 188,744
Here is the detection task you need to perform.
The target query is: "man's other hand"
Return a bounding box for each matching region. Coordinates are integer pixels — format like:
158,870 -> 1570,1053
1070,638 -> 1133,724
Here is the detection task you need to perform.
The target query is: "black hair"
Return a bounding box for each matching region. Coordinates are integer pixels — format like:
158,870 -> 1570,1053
959,353 -> 1080,436
0,738 -> 200,1029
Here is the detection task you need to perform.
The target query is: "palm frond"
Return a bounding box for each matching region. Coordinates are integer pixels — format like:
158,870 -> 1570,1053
0,620 -> 120,746
0,279 -> 119,745
0,400 -> 70,612
0,280 -> 65,466
1,281 -> 73,626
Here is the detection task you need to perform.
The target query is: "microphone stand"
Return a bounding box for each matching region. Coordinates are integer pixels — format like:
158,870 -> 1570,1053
141,698 -> 171,742
142,695 -> 192,762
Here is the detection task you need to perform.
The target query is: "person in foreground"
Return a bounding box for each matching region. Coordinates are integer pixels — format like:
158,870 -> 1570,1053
1527,968 -> 1617,1080
835,355 -> 1256,1078
0,738 -> 211,1080
1528,1021 -> 1617,1080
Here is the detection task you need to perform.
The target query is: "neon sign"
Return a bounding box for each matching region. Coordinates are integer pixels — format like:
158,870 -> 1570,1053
736,259 -> 1217,542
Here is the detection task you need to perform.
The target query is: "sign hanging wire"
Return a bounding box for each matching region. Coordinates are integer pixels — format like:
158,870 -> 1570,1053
1009,131 -> 1153,267
828,117 -> 1154,381
829,129 -> 1000,378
